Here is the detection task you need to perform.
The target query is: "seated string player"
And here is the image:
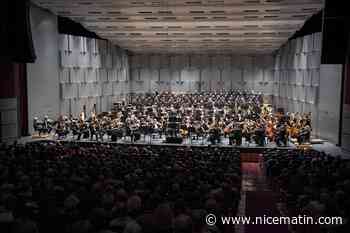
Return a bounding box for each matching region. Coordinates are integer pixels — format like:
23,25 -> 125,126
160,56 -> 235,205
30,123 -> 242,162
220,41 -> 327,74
276,122 -> 288,147
229,123 -> 243,146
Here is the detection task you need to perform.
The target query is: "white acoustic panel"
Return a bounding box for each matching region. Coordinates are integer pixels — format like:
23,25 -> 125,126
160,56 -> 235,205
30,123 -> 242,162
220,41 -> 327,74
59,68 -> 70,83
306,86 -> 317,104
113,52 -> 122,69
102,82 -> 113,96
288,70 -> 296,85
86,69 -> 98,83
253,69 -> 264,82
140,68 -> 152,81
273,83 -> 279,97
59,34 -> 69,52
92,83 -> 102,97
211,79 -> 222,91
286,84 -> 293,99
131,69 -> 140,81
160,69 -> 172,82
310,51 -> 321,69
132,80 -> 148,93
303,70 -> 312,86
70,69 -> 85,83
60,51 -> 74,68
281,70 -> 288,84
107,69 -> 118,82
118,69 -> 127,81
181,69 -> 199,82
78,83 -> 90,97
99,69 -> 108,82
274,55 -> 281,70
61,83 -> 78,99
91,54 -> 102,68
273,70 -> 280,83
292,85 -> 298,101
293,54 -> 300,69
311,69 -> 320,86
105,53 -> 113,69
60,99 -> 70,116
296,85 -> 306,102
232,68 -> 243,84
263,69 -> 273,83
80,53 -> 90,68
295,70 -> 304,85
201,69 -> 211,82
263,82 -> 274,95
299,53 -> 307,69
243,69 -> 254,83
113,81 -> 129,95
72,36 -> 82,67
279,84 -> 286,98
100,96 -> 109,113
313,32 -> 322,51
302,35 -> 313,53
170,70 -> 181,82
222,80 -> 232,90
295,37 -> 303,54
221,70 -> 232,82
90,39 -> 99,55
280,52 -> 288,70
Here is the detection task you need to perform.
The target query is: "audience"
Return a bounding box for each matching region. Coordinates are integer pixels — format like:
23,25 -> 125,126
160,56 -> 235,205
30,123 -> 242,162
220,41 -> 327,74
264,149 -> 350,232
0,142 -> 241,233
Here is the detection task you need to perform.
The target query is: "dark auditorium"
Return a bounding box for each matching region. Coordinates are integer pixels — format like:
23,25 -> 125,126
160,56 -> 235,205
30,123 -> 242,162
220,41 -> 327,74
1,0 -> 350,233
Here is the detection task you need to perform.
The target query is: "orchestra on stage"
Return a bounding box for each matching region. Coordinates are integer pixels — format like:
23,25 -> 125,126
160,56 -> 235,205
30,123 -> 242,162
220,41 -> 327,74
32,90 -> 312,146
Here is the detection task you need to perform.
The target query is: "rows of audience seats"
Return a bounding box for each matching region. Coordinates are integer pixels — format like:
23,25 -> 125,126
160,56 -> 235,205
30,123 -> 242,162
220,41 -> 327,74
0,142 -> 241,233
263,149 -> 350,232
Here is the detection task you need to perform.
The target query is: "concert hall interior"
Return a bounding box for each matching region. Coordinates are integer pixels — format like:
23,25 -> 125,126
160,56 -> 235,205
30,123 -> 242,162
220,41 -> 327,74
1,0 -> 350,233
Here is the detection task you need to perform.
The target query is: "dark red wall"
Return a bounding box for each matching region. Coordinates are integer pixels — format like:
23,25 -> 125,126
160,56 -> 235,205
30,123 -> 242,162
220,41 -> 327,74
0,63 -> 28,136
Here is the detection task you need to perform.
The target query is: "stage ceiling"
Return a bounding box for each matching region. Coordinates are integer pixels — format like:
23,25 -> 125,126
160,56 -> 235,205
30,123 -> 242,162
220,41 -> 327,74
32,0 -> 323,54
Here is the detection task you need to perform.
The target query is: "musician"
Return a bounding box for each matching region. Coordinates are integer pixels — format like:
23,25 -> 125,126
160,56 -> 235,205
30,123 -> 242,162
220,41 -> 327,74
46,91 -> 312,147
229,123 -> 242,146
298,124 -> 311,144
276,122 -> 288,147
208,122 -> 221,145
242,121 -> 253,144
254,123 -> 266,147
55,115 -> 69,139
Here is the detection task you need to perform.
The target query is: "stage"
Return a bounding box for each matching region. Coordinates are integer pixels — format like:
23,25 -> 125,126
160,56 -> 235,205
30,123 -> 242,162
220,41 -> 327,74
16,133 -> 350,159
19,133 -> 295,148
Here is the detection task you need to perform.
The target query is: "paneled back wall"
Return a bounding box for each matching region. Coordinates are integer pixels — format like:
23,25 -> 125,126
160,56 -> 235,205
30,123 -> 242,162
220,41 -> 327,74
129,54 -> 274,95
272,32 -> 322,137
59,35 -> 130,116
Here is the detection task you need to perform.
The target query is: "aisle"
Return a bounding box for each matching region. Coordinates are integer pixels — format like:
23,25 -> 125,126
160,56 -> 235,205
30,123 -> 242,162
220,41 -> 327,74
241,160 -> 290,233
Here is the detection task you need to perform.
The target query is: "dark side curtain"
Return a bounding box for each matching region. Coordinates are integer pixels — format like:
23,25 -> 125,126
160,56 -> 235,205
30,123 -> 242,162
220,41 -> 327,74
0,0 -> 36,63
